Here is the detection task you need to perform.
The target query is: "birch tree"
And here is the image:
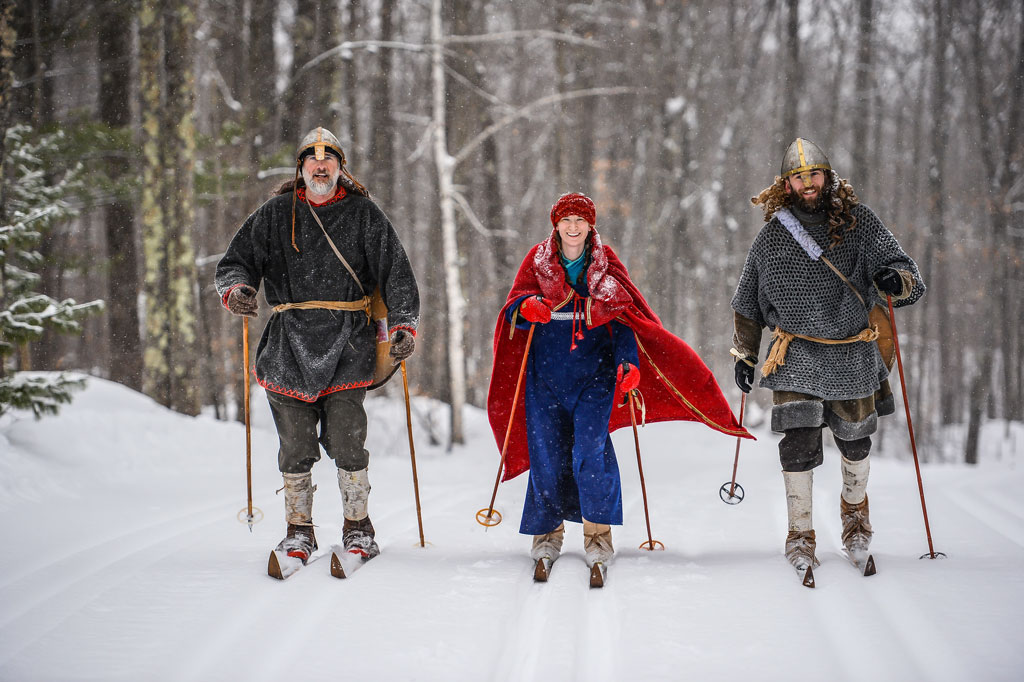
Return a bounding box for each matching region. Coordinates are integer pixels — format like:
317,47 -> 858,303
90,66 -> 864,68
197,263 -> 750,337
140,0 -> 200,415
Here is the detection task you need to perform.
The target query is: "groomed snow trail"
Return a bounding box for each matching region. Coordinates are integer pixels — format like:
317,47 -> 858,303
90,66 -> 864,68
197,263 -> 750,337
1,378 -> 1022,681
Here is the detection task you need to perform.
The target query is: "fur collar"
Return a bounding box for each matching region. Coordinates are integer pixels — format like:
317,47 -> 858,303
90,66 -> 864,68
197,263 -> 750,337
532,228 -> 631,311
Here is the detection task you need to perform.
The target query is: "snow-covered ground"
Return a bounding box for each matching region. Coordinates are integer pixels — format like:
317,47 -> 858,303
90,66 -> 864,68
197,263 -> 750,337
1,375 -> 1022,682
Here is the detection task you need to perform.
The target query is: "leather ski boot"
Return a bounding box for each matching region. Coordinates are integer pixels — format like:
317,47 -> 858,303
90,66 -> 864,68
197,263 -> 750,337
275,523 -> 318,562
784,529 -> 819,572
342,516 -> 380,559
840,496 -> 873,555
274,472 -> 317,562
339,467 -> 379,559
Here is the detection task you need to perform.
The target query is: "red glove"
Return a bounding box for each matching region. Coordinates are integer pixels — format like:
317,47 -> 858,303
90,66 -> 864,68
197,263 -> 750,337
519,296 -> 551,324
616,362 -> 640,393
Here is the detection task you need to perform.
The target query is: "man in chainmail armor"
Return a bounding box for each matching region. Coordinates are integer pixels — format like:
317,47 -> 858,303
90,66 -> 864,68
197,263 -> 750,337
730,138 -> 925,576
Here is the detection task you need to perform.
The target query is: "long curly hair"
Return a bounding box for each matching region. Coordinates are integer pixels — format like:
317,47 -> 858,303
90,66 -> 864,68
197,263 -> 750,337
751,170 -> 860,248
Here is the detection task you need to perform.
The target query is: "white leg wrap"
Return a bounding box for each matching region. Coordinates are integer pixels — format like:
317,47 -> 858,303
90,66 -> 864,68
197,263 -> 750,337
338,467 -> 371,521
282,472 -> 314,525
583,519 -> 614,566
783,470 -> 813,532
841,456 -> 870,504
530,523 -> 565,561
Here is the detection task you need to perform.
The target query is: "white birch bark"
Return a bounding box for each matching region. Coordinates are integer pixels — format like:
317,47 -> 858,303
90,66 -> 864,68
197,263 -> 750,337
431,0 -> 466,447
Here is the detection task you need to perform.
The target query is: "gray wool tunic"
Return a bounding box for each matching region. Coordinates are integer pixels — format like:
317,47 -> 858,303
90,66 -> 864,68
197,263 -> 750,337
216,190 -> 420,401
731,203 -> 924,401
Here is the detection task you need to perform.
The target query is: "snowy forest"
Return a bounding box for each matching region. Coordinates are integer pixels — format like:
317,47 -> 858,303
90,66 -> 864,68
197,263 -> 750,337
2,0 -> 1022,462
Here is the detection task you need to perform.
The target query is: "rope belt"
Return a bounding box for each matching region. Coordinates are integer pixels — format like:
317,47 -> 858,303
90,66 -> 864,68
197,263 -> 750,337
272,297 -> 372,322
762,325 -> 880,377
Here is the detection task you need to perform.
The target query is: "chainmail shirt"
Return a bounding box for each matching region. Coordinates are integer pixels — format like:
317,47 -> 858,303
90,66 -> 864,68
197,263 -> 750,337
731,203 -> 925,400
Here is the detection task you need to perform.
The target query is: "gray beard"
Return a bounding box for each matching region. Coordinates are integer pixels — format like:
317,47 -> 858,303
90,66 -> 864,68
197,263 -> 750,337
302,169 -> 339,197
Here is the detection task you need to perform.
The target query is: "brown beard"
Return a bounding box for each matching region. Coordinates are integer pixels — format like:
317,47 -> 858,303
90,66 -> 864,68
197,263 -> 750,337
792,183 -> 829,214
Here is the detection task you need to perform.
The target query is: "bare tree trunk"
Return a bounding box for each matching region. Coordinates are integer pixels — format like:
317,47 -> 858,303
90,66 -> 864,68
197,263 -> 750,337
0,0 -> 13,382
959,0 -> 1021,462
98,0 -> 143,391
782,0 -> 800,141
22,0 -> 61,370
964,348 -> 993,465
140,0 -> 200,415
927,0 -> 956,425
431,0 -> 466,446
367,0 -> 396,208
850,0 -> 872,186
0,0 -> 13,218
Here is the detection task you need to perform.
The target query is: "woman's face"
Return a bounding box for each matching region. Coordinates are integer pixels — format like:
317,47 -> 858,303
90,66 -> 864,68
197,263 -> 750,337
556,215 -> 592,254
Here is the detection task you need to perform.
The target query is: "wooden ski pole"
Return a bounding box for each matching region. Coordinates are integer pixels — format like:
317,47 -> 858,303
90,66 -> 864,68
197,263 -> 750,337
237,316 -> 262,530
720,394 -> 747,504
629,390 -> 663,550
887,294 -> 944,559
477,324 -> 536,527
400,361 -> 426,547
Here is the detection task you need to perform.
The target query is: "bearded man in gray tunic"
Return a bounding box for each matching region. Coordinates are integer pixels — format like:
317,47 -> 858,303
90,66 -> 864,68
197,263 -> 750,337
730,138 -> 924,577
216,127 -> 420,572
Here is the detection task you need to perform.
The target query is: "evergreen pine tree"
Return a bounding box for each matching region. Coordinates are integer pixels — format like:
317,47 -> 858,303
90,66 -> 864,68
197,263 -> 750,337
0,125 -> 103,417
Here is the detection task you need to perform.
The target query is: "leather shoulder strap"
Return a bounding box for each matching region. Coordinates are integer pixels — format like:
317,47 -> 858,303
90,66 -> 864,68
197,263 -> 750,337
306,201 -> 366,296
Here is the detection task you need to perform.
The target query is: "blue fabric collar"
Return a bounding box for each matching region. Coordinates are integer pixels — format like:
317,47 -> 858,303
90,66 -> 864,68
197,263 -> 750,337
561,250 -> 587,286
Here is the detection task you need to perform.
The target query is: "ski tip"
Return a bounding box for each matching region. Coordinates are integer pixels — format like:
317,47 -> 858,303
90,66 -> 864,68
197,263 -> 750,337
330,552 -> 348,579
268,551 -> 285,580
589,562 -> 606,589
863,555 -> 877,577
802,565 -> 815,588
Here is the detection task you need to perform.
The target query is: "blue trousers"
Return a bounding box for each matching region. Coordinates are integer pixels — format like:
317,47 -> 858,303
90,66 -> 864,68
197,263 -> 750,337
519,369 -> 623,535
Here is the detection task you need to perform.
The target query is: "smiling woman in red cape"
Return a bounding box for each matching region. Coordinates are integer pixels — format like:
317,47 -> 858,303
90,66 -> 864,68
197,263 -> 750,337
487,219 -> 752,485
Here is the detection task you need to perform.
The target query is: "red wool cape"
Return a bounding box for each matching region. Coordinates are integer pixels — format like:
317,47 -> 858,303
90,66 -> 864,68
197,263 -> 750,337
486,230 -> 753,482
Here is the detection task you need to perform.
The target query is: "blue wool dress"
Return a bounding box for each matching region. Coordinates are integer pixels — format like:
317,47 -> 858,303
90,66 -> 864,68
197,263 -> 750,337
509,255 -> 638,536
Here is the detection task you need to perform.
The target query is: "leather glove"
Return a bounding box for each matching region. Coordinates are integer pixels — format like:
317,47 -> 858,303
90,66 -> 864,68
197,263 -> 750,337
389,329 -> 415,364
519,296 -> 552,324
226,284 -> 258,317
873,267 -> 903,296
734,359 -> 755,394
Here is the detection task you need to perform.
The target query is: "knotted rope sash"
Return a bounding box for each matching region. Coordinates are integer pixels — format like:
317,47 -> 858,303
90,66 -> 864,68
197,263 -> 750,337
762,325 -> 879,376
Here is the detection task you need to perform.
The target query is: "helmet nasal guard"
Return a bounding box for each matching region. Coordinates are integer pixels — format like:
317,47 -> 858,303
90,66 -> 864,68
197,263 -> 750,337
296,126 -> 345,164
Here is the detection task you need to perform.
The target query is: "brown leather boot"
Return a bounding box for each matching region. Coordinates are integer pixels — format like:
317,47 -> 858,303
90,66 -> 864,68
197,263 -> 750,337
343,516 -> 380,559
275,523 -> 318,563
785,529 -> 819,571
840,495 -> 873,555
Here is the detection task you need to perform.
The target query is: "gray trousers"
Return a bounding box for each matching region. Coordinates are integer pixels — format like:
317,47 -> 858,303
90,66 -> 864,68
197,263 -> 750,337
266,388 -> 369,474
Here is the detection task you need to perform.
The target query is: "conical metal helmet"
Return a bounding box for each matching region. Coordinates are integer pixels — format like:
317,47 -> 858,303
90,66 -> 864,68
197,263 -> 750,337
296,126 -> 345,164
780,138 -> 831,179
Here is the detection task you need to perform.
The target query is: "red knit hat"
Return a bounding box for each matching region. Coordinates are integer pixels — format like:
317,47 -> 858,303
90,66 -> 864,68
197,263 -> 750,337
550,192 -> 596,227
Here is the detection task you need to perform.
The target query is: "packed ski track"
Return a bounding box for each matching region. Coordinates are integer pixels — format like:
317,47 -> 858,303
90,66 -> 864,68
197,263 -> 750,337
1,376 -> 1022,681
